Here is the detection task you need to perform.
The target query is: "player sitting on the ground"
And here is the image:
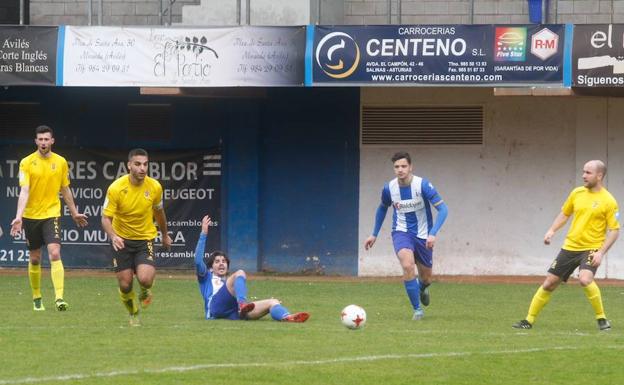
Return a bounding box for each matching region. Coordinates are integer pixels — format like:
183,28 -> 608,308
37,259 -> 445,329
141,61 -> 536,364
194,215 -> 309,322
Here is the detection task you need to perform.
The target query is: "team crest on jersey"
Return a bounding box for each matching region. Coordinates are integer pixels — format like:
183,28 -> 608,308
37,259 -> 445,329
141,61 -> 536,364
144,190 -> 150,199
51,163 -> 56,170
592,201 -> 599,208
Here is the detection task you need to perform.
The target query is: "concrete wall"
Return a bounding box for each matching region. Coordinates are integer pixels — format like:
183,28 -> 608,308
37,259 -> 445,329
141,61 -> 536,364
359,87 -> 624,278
30,0 -> 199,26
344,0 -> 617,24
25,0 -> 622,26
0,0 -> 21,24
183,0 -> 310,26
28,0 -> 345,26
181,0 -> 344,26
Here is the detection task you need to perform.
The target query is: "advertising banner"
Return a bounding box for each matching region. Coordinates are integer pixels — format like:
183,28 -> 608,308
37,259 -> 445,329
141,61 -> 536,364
311,25 -> 565,85
572,24 -> 624,87
0,147 -> 221,269
62,26 -> 305,86
0,26 -> 58,86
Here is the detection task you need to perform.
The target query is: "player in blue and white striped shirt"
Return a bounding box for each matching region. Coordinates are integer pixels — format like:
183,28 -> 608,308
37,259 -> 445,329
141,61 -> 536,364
195,215 -> 309,323
364,152 -> 448,320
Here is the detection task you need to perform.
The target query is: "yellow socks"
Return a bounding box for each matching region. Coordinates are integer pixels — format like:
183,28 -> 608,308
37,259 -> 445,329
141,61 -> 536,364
50,259 -> 65,300
119,289 -> 138,315
526,286 -> 552,324
28,262 -> 42,299
583,281 -> 606,320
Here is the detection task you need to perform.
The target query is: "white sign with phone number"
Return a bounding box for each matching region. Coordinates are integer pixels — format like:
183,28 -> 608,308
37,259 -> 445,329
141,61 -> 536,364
62,26 -> 305,87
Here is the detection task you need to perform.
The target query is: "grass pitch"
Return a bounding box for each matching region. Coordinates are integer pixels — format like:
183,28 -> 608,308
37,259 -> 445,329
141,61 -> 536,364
1,273 -> 623,385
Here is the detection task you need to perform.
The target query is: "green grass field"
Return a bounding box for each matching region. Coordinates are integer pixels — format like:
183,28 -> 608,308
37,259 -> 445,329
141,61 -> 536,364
1,273 -> 623,385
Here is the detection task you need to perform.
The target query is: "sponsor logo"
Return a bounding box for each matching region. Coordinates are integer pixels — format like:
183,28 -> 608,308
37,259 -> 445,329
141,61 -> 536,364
315,32 -> 361,79
531,28 -> 558,60
494,27 -> 526,62
147,241 -> 154,260
393,199 -> 424,213
153,35 -> 219,79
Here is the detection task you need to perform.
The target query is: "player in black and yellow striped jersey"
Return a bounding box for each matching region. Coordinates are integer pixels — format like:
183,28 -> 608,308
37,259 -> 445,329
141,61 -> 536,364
101,148 -> 172,326
10,125 -> 88,311
513,160 -> 620,331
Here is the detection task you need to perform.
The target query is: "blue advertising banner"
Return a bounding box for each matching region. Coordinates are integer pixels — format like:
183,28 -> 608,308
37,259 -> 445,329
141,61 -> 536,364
0,147 -> 221,269
311,25 -> 565,85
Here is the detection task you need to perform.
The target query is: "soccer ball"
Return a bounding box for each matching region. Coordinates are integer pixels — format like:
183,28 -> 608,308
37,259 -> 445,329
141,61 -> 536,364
340,304 -> 367,329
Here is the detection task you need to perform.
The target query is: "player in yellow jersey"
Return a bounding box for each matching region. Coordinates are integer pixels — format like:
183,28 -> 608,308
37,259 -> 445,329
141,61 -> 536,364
101,148 -> 172,326
513,160 -> 620,331
10,125 -> 88,311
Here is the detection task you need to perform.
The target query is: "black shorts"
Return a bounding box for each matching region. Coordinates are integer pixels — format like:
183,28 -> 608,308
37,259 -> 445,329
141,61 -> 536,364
548,248 -> 598,282
112,239 -> 156,272
23,217 -> 61,250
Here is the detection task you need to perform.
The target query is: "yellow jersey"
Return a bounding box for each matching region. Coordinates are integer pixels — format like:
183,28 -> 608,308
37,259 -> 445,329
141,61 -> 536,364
102,175 -> 164,240
562,186 -> 620,251
18,151 -> 70,219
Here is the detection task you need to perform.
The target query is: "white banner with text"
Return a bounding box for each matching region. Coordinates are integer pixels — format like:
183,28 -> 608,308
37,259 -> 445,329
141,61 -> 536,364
61,26 -> 305,86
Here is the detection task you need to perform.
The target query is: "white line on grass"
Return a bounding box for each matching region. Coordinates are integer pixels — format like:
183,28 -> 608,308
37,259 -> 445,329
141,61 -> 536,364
0,325 -> 611,338
2,345 -> 624,385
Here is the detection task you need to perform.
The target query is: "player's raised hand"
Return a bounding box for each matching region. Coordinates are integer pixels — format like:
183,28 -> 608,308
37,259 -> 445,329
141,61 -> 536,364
201,215 -> 212,235
72,213 -> 89,228
10,217 -> 22,237
364,235 -> 376,250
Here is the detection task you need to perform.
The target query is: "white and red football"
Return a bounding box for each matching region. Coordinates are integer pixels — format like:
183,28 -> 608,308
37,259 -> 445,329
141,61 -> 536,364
340,304 -> 367,329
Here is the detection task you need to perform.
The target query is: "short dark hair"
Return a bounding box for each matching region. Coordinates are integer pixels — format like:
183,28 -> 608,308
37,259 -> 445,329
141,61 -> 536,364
128,148 -> 148,161
205,250 -> 230,270
35,125 -> 53,137
391,151 -> 411,164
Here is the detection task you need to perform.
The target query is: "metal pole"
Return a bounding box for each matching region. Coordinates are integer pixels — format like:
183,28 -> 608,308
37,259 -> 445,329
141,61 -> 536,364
19,0 -> 24,25
88,0 -> 93,25
611,0 -> 614,23
159,0 -> 163,25
169,0 -> 173,25
398,0 -> 402,24
387,0 -> 391,24
98,0 -> 103,25
246,0 -> 250,24
470,0 -> 475,24
237,0 -> 241,25
317,0 -> 322,24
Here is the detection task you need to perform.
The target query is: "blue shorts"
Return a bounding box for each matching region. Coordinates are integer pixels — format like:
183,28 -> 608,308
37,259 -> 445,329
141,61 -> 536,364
392,231 -> 433,268
209,285 -> 240,320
